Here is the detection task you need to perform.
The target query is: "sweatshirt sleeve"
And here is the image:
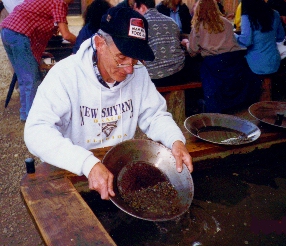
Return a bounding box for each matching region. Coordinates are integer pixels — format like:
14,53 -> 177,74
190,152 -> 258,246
136,72 -> 186,149
24,65 -> 99,178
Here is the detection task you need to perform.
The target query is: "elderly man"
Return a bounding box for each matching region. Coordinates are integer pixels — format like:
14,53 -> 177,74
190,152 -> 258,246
24,7 -> 193,200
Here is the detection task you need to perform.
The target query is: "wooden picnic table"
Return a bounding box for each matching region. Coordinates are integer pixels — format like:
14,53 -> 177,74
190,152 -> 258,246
20,112 -> 286,245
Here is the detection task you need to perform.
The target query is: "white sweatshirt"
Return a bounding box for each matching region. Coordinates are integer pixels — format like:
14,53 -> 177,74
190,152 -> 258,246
24,37 -> 186,178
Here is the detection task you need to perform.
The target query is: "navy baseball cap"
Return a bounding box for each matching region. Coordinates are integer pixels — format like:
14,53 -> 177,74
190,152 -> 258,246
100,6 -> 155,61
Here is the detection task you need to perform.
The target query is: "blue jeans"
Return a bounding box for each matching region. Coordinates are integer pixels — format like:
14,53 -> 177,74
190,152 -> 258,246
1,28 -> 41,121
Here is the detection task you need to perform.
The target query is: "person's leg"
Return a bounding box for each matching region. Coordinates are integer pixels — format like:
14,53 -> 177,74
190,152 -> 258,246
1,29 -> 41,121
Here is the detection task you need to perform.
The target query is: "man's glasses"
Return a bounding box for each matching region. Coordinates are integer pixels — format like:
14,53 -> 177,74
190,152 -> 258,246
103,38 -> 144,69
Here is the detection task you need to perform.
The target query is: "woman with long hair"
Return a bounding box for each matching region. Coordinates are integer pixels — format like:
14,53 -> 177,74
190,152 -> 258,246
187,0 -> 240,56
182,0 -> 261,113
236,0 -> 285,75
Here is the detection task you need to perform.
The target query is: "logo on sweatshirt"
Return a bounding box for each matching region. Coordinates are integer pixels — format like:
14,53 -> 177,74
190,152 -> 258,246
80,99 -> 134,139
98,121 -> 118,137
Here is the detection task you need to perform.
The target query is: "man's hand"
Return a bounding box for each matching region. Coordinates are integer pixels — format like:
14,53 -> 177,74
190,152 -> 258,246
171,141 -> 193,173
88,162 -> 115,200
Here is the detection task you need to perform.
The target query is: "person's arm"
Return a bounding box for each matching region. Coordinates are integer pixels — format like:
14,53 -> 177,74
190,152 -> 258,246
135,70 -> 193,173
24,72 -> 97,175
24,57 -> 117,200
187,29 -> 200,56
235,15 -> 253,47
72,26 -> 86,54
274,11 -> 285,42
52,0 -> 76,44
58,22 -> 76,44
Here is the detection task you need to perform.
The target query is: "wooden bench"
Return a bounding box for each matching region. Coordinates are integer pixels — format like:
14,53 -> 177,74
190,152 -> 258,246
259,71 -> 286,101
259,75 -> 273,101
156,81 -> 202,126
156,73 -> 285,126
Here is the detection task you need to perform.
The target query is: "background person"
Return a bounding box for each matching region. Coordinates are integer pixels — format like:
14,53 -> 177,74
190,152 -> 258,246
116,0 -> 135,8
156,0 -> 191,39
233,2 -> 242,34
1,0 -> 24,14
1,0 -> 76,122
235,0 -> 285,75
134,0 -> 201,117
0,0 -> 24,26
0,0 -> 24,93
24,7 -> 193,200
267,0 -> 286,33
72,0 -> 111,54
216,0 -> 226,15
182,0 -> 261,113
133,0 -> 195,86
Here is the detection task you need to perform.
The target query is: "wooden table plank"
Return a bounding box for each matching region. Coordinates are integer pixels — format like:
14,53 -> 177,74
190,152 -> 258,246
20,164 -> 116,246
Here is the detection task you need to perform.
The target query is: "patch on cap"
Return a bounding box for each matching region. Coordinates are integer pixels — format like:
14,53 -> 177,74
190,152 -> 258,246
128,18 -> 146,40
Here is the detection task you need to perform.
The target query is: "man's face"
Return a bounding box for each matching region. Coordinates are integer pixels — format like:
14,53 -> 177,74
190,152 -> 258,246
95,35 -> 136,82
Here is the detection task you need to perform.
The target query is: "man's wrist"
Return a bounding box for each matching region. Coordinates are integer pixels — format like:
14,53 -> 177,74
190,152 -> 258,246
82,155 -> 101,178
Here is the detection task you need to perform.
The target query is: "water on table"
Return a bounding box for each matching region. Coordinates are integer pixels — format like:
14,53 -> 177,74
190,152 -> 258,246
77,145 -> 286,246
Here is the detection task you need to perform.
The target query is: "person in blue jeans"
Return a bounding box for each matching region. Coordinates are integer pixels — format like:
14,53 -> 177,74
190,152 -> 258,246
1,0 -> 76,121
1,29 -> 42,121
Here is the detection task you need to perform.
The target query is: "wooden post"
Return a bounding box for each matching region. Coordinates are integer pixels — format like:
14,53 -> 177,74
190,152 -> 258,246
259,76 -> 272,101
163,90 -> 186,127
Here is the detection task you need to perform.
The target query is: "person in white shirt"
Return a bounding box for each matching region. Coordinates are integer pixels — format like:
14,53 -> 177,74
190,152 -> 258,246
0,0 -> 24,22
2,0 -> 24,13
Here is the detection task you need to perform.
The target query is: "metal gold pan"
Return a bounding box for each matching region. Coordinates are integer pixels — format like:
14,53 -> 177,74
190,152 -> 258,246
249,101 -> 286,128
184,113 -> 261,145
102,139 -> 194,222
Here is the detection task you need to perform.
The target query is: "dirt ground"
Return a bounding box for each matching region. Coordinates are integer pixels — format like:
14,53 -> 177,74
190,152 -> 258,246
0,18 -> 82,246
0,96 -> 44,245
